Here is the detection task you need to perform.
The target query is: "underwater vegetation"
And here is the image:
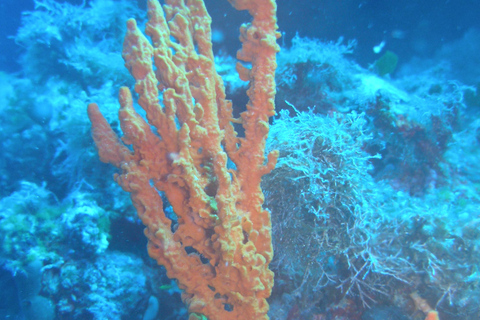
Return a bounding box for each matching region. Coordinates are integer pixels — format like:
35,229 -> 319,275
0,0 -> 479,319
264,35 -> 480,320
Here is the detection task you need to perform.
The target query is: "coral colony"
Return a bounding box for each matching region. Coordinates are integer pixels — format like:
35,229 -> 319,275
88,0 -> 279,318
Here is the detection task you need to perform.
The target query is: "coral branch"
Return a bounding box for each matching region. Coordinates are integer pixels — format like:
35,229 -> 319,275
87,0 -> 279,319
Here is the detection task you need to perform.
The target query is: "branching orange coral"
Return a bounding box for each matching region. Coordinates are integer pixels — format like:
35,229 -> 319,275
87,0 -> 280,319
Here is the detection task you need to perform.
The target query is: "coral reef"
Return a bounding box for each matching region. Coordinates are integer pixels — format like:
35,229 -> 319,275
263,37 -> 480,320
1,1 -> 479,319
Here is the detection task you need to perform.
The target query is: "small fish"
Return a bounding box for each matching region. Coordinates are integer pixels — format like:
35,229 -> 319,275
159,284 -> 173,290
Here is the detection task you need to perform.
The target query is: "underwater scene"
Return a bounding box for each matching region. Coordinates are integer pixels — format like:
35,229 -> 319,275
1,0 -> 480,319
